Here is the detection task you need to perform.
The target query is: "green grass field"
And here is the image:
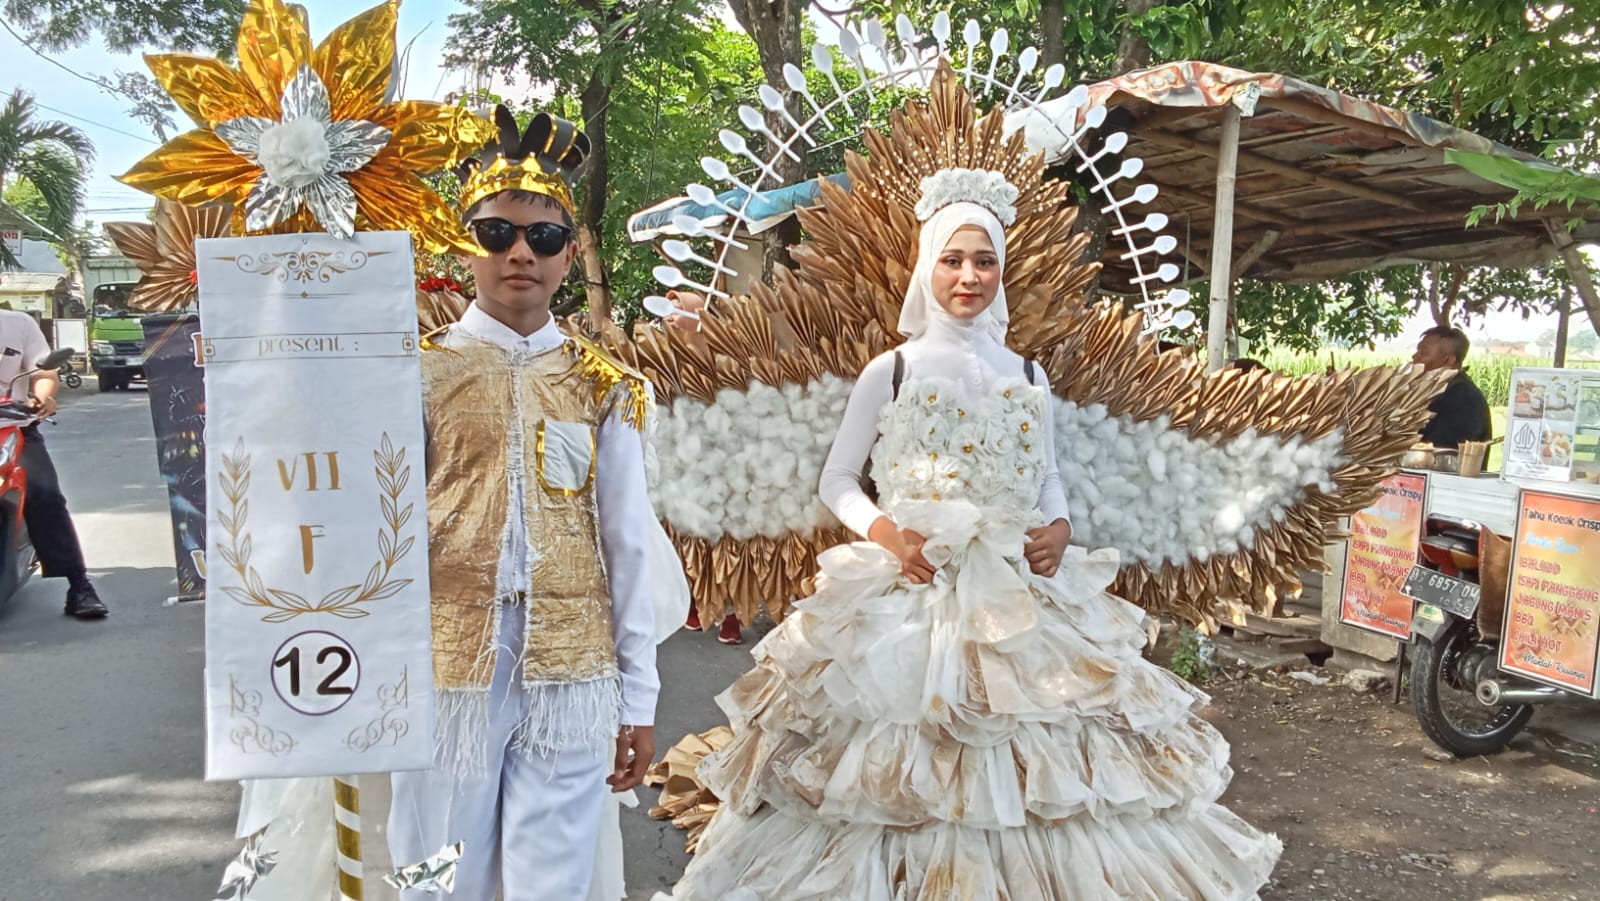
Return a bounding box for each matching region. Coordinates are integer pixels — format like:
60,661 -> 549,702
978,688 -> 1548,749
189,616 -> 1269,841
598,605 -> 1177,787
1259,350 -> 1600,472
1260,349 -> 1600,411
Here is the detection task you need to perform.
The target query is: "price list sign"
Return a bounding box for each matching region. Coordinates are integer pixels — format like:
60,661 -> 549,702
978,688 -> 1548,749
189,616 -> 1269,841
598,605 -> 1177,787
1339,473 -> 1428,639
1500,489 -> 1600,696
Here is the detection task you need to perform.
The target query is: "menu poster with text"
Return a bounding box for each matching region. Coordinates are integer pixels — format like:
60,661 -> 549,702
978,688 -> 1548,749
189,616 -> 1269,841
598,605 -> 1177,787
1339,472 -> 1428,639
1501,490 -> 1600,696
1504,368 -> 1586,481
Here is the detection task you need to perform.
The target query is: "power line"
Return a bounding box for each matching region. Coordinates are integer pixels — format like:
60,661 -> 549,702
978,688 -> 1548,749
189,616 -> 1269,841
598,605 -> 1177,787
32,102 -> 160,145
0,18 -> 162,145
0,17 -> 122,96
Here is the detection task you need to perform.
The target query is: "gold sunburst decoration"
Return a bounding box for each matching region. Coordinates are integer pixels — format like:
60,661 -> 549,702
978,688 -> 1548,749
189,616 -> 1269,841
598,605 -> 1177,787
118,0 -> 496,254
104,200 -> 233,312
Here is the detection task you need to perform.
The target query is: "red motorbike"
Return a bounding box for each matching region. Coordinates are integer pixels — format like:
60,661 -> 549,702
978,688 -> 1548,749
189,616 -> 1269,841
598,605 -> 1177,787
0,348 -> 76,615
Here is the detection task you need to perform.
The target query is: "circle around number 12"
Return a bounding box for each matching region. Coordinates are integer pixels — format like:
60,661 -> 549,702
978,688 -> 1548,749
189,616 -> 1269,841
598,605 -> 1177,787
270,630 -> 361,716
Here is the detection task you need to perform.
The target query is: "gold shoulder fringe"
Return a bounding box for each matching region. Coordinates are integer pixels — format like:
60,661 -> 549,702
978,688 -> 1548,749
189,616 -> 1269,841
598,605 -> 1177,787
572,333 -> 650,431
416,286 -> 471,337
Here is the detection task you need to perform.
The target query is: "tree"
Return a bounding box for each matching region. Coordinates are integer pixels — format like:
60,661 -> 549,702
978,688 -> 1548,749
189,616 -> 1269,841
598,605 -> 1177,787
0,90 -> 93,269
448,0 -> 715,321
1,0 -> 241,55
600,23 -> 764,325
725,0 -> 812,278
1,0 -> 232,140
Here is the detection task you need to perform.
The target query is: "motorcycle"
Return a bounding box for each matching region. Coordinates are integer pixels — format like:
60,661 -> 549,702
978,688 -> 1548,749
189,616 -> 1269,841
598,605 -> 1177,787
0,347 -> 75,616
1406,513 -> 1592,756
57,358 -> 83,390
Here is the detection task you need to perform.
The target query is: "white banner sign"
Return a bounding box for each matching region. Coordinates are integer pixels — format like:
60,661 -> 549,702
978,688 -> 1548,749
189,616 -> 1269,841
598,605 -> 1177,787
198,232 -> 434,780
1,229 -> 20,255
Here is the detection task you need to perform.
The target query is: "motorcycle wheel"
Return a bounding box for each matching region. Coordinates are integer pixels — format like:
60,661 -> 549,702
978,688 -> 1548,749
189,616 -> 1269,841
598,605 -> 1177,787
63,371 -> 82,389
1411,620 -> 1534,757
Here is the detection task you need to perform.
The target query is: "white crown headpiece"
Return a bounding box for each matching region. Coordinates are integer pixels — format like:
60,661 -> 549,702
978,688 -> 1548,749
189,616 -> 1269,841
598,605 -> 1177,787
914,167 -> 1019,226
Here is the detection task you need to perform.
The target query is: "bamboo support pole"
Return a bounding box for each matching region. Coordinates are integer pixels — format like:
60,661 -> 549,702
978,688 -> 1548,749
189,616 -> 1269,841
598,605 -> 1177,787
1207,106 -> 1242,373
334,776 -> 364,901
1547,223 -> 1600,344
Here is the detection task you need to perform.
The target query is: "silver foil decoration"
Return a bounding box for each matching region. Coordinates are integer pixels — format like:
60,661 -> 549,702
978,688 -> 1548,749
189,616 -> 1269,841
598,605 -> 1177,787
214,827 -> 278,900
383,841 -> 464,894
215,64 -> 391,238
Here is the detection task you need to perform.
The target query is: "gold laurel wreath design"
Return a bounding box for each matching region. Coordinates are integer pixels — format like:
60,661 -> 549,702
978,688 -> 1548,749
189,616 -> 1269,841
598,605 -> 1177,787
217,434 -> 415,623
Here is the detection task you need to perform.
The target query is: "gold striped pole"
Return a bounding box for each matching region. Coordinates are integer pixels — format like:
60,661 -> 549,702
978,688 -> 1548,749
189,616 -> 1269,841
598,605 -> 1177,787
333,776 -> 364,900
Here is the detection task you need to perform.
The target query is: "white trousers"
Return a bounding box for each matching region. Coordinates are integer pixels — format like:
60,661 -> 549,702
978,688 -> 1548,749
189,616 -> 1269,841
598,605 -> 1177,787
390,604 -> 609,901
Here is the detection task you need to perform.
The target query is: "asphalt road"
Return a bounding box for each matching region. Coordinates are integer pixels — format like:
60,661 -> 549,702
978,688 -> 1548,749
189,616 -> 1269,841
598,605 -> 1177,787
0,386 -> 236,900
0,382 -> 765,900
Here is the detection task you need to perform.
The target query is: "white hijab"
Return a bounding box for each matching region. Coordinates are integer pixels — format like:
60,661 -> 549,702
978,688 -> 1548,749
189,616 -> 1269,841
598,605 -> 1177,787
895,201 -> 1010,343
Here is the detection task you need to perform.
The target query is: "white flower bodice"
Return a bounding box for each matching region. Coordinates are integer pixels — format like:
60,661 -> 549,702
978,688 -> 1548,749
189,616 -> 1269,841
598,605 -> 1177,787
870,376 -> 1049,516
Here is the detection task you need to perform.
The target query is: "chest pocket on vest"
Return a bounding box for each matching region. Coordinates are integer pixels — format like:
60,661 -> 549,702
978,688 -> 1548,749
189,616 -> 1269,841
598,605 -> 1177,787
536,419 -> 597,495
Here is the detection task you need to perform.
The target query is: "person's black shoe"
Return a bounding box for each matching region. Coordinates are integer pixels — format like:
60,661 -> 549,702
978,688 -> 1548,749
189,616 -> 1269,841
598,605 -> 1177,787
64,583 -> 108,619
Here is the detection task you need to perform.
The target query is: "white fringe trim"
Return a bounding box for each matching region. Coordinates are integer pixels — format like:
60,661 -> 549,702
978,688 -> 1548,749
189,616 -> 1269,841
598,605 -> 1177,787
435,686 -> 495,777
434,590 -> 623,776
434,677 -> 623,778
511,677 -> 623,757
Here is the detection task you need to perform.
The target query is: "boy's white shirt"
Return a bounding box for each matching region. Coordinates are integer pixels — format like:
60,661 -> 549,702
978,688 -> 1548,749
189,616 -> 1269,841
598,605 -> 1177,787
453,302 -> 659,727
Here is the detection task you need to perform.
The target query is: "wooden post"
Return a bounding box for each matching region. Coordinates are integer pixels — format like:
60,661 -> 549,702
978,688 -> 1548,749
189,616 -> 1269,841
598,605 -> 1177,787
1547,223 -> 1600,341
1555,285 -> 1571,368
1207,106 -> 1242,372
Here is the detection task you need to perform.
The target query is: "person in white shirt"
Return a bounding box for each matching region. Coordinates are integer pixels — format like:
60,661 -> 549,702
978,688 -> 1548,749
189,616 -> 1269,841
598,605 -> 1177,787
0,310 -> 104,618
386,109 -> 656,901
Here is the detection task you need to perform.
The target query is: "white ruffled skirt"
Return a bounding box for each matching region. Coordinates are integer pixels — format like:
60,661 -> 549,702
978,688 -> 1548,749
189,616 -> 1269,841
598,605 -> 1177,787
655,500 -> 1280,899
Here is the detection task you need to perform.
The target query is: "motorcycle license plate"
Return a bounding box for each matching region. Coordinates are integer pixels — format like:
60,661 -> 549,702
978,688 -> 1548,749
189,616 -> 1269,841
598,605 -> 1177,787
1401,565 -> 1480,619
1410,602 -> 1450,642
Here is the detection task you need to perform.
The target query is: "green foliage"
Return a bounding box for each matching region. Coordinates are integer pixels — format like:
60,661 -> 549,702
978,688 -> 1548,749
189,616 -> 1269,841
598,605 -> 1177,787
448,0 -> 713,98
600,23 -> 764,327
1169,625 -> 1209,683
3,179 -> 47,226
0,90 -> 91,267
1259,347 -> 1600,411
1,0 -> 241,55
1226,268 -> 1415,352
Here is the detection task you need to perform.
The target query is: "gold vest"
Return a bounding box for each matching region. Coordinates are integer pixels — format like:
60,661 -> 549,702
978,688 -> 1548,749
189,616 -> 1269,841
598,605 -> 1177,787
421,327 -> 648,694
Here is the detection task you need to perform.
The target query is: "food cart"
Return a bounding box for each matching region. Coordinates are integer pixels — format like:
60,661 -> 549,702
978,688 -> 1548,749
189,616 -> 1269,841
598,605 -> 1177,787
1322,366 -> 1600,699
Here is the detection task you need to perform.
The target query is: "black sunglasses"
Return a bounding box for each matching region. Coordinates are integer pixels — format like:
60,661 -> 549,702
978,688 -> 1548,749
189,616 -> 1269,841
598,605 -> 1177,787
468,218 -> 574,256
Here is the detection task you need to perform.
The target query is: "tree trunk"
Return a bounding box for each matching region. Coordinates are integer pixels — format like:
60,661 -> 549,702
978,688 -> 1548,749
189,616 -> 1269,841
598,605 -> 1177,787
1555,286 -> 1571,368
726,0 -> 807,284
1425,263 -> 1464,326
1440,265 -> 1465,325
1114,0 -> 1165,75
1040,0 -> 1066,74
1225,283 -> 1240,360
578,71 -> 614,321
1074,198 -> 1110,303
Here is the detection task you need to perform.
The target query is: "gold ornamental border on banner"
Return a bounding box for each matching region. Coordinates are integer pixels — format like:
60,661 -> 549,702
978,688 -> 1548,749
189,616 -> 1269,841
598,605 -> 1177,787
216,434 -> 415,622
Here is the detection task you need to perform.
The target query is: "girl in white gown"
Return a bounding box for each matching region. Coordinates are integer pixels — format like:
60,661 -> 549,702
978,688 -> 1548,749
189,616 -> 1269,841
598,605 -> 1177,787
652,191 -> 1281,899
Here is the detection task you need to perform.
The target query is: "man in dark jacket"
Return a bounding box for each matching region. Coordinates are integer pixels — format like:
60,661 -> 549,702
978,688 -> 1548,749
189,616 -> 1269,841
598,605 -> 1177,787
1412,326 -> 1493,449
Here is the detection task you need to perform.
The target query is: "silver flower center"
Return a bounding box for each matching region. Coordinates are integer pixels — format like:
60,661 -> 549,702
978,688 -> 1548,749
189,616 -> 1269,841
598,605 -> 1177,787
256,117 -> 333,189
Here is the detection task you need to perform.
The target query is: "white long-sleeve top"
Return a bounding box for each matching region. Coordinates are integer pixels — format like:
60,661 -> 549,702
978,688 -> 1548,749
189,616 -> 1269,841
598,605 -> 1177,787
455,304 -> 659,727
818,309 -> 1072,539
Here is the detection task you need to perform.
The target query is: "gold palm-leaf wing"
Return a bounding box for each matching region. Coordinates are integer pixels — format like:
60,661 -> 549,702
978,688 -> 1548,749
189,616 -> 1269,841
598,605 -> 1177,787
105,199 -> 234,312
609,64 -> 1444,627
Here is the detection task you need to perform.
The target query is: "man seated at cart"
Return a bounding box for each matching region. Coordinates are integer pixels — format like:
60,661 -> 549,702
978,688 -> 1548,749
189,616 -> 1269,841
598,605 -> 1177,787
1412,325 -> 1493,450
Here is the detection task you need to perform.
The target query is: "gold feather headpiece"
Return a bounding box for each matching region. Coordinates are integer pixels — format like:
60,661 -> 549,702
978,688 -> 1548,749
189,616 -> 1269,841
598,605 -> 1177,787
457,105 -> 590,216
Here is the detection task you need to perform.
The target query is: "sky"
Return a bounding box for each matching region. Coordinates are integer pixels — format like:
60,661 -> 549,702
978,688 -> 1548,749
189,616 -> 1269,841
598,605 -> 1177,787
0,1 -> 1584,350
0,0 -> 468,224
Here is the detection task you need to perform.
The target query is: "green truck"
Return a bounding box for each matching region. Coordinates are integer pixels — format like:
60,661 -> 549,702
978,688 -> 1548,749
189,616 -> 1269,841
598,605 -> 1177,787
81,254 -> 148,392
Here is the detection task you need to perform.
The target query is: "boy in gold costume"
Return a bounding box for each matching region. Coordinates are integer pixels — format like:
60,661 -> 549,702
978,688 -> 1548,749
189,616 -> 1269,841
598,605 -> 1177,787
388,106 -> 658,901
